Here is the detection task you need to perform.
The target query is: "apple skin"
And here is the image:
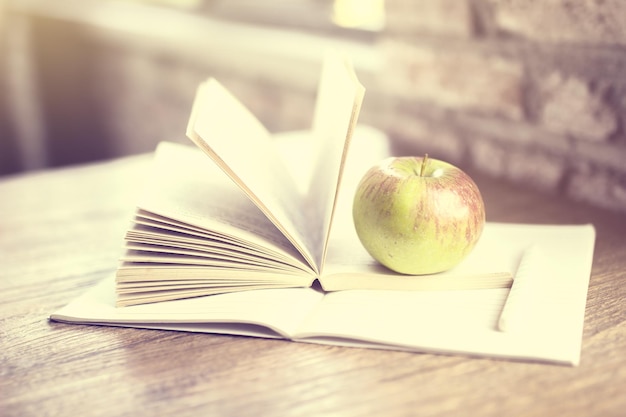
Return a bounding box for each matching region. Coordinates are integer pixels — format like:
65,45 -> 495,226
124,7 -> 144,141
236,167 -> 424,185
352,156 -> 485,275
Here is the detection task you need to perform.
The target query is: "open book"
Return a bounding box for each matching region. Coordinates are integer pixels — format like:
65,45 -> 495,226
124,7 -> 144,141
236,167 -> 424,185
52,216 -> 595,365
50,53 -> 597,365
113,53 -> 514,307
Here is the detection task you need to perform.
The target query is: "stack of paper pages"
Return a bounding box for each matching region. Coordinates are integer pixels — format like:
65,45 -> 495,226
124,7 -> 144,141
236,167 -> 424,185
51,53 -> 596,366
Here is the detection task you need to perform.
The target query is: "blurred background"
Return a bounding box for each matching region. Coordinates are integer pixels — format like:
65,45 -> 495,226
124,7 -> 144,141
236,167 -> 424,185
1,0 -> 625,214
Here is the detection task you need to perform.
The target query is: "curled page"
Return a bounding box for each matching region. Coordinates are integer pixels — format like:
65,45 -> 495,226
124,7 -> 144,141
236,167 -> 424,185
186,52 -> 364,275
186,78 -> 314,270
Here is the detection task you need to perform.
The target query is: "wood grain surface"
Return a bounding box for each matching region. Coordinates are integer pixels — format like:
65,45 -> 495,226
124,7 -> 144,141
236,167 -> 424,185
1,152 -> 625,417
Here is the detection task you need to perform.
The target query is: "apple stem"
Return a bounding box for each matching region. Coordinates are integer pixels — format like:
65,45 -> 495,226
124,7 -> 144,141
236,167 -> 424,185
420,154 -> 429,177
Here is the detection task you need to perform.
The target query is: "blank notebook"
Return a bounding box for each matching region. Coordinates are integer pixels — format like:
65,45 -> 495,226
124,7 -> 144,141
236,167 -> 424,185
50,127 -> 596,366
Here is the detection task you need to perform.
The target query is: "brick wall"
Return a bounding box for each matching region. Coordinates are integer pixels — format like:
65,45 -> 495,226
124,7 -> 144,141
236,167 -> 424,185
8,1 -> 626,214
375,0 -> 626,214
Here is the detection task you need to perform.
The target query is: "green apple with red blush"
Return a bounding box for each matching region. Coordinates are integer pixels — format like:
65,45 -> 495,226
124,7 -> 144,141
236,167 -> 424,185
352,155 -> 485,275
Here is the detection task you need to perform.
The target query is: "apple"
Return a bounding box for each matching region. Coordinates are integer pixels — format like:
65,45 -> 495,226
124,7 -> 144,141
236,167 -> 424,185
352,155 -> 485,275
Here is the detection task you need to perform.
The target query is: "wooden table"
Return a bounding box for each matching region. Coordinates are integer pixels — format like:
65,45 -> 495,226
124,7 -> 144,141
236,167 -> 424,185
1,150 -> 625,417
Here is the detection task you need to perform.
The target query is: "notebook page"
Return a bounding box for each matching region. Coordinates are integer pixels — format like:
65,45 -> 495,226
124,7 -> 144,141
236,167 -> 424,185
294,223 -> 596,365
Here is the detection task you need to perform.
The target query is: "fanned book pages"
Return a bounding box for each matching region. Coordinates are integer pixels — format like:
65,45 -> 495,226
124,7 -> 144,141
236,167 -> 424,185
51,53 -> 597,365
113,52 -> 516,307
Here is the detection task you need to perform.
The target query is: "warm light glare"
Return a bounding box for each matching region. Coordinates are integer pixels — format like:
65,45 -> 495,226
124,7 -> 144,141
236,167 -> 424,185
120,0 -> 201,9
332,0 -> 385,31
